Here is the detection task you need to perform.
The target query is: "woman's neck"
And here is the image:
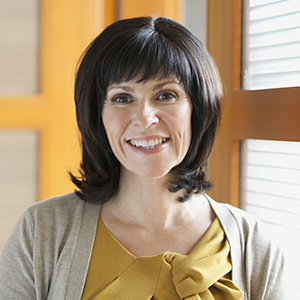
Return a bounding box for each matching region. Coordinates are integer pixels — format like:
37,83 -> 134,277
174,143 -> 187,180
103,168 -> 205,232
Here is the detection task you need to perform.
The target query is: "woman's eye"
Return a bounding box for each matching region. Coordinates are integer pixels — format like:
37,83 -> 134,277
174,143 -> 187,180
157,92 -> 176,101
112,95 -> 132,103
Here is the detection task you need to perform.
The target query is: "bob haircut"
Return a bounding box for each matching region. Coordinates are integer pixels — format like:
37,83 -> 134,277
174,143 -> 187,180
70,16 -> 223,203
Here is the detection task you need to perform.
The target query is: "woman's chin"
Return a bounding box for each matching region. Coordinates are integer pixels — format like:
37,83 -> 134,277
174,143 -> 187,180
121,164 -> 173,182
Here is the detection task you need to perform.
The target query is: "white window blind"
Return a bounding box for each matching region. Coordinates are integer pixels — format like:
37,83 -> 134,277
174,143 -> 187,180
240,139 -> 300,297
242,0 -> 300,90
0,131 -> 38,254
0,0 -> 40,95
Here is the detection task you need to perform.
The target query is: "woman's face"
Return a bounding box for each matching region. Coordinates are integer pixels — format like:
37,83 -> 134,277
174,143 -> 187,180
102,76 -> 193,180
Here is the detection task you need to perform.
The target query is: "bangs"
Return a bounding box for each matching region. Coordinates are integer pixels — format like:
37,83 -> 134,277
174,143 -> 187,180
98,27 -> 193,89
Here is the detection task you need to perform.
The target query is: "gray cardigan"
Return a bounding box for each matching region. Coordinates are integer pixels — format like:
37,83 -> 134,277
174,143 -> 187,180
0,192 -> 286,299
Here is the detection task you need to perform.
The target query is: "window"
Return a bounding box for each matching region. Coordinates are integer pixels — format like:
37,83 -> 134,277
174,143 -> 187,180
240,139 -> 300,296
239,1 -> 300,296
0,0 -> 40,95
0,131 -> 38,253
241,0 -> 300,90
207,1 -> 300,296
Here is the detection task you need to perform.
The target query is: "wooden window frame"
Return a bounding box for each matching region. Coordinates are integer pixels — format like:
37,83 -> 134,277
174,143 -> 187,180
0,0 -> 116,201
206,0 -> 300,206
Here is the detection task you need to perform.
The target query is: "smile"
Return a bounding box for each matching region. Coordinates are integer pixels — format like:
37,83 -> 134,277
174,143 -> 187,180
128,138 -> 169,149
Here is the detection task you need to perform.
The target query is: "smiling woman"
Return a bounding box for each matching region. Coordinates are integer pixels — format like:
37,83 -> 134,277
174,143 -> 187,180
0,16 -> 287,299
72,16 -> 223,204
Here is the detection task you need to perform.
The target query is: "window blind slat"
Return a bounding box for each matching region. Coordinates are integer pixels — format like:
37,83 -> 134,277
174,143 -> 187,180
240,191 -> 300,214
241,164 -> 300,185
249,41 -> 300,61
248,12 -> 300,34
242,177 -> 300,200
249,1 -> 300,20
248,28 -> 300,48
244,139 -> 300,153
250,0 -> 286,8
248,57 -> 300,75
243,71 -> 300,89
241,150 -> 300,170
242,204 -> 300,229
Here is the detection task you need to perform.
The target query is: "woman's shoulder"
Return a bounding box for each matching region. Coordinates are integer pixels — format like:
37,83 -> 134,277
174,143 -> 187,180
20,192 -> 100,232
7,192 -> 101,262
203,193 -> 281,251
0,193 -> 101,299
203,194 -> 261,232
27,191 -> 83,212
204,194 -> 287,298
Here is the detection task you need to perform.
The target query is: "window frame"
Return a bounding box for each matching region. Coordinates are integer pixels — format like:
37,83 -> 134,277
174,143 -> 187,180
206,0 -> 300,206
0,0 -> 116,201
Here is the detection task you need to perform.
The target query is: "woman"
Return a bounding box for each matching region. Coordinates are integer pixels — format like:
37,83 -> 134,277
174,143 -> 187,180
0,16 -> 286,299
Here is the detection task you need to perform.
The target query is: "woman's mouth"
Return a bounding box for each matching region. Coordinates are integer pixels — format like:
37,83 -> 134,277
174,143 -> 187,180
128,138 -> 169,150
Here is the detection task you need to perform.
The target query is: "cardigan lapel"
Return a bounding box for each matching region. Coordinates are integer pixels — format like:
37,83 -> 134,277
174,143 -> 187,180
65,200 -> 101,300
204,194 -> 248,300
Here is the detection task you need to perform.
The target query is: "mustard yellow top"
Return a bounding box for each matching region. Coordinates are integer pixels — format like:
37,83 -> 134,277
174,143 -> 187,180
81,217 -> 243,300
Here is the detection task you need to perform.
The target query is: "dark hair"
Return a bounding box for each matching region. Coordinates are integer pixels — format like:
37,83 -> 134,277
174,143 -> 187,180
70,16 -> 223,203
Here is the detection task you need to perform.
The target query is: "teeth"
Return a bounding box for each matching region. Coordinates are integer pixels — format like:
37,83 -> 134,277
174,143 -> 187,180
129,138 -> 168,149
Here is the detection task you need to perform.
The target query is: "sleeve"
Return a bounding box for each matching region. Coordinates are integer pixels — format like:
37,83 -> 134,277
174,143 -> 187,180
0,210 -> 37,299
263,249 -> 288,300
245,220 -> 288,300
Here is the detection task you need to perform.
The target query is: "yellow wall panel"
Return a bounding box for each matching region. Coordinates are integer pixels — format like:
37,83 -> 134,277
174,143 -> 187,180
120,0 -> 183,22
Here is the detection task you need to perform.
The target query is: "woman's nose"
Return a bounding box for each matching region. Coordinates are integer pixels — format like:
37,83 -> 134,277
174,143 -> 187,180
132,101 -> 159,128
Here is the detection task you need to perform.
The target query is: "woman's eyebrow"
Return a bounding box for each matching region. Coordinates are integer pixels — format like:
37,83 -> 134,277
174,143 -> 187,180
107,85 -> 134,92
107,80 -> 180,92
152,80 -> 180,91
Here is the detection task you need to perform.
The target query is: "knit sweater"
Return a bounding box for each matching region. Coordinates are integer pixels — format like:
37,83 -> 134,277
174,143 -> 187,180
0,192 -> 287,299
